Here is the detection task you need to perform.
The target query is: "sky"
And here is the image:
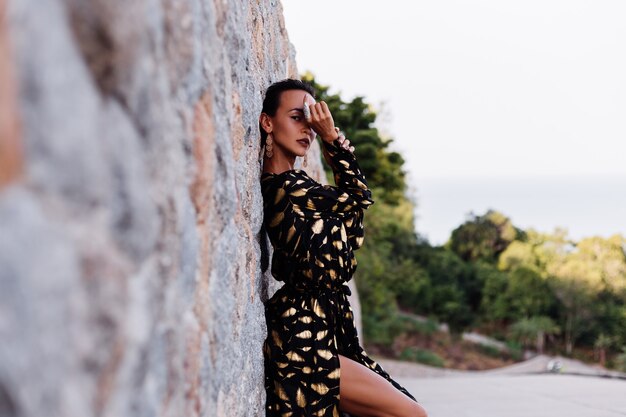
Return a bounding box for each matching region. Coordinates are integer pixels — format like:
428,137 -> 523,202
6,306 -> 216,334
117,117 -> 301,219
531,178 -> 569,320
281,0 -> 626,244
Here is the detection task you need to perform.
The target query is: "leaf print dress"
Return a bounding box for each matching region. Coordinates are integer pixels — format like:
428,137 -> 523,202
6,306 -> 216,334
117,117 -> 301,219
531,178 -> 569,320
260,138 -> 418,417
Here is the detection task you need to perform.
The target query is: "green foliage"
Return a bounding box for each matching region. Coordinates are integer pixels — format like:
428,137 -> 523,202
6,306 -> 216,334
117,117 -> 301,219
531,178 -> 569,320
447,210 -> 519,263
507,267 -> 556,319
357,239 -> 403,346
477,262 -> 510,321
397,315 -> 439,336
594,333 -> 615,350
495,228 -> 626,356
591,293 -> 626,351
498,240 -> 539,272
413,245 -> 481,334
362,313 -> 405,347
509,316 -> 560,349
476,343 -> 505,358
614,347 -> 626,372
389,259 -> 431,310
574,235 -> 626,293
399,347 -> 445,367
505,341 -> 524,361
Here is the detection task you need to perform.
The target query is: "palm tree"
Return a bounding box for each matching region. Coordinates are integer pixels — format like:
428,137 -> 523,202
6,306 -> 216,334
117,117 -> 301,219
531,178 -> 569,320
594,334 -> 614,367
510,316 -> 560,354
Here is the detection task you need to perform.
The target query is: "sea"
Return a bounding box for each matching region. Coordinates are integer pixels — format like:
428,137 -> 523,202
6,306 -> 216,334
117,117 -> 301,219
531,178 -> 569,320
413,174 -> 626,246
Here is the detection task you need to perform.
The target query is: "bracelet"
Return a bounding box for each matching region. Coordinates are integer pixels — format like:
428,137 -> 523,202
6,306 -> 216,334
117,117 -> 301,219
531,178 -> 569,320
334,126 -> 344,141
333,127 -> 353,153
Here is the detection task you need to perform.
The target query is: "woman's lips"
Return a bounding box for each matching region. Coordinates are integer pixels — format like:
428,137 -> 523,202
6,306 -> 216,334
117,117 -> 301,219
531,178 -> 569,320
297,139 -> 310,147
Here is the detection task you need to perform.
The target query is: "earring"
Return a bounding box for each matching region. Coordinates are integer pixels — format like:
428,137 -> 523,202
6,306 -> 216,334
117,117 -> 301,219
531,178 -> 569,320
265,133 -> 274,158
303,153 -> 308,167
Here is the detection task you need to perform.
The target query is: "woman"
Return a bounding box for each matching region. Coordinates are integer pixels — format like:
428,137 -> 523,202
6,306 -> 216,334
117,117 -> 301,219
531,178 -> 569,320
260,79 -> 427,417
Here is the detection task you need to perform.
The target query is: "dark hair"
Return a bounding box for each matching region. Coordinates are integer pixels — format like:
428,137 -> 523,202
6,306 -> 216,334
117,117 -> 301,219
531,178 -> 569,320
259,78 -> 316,144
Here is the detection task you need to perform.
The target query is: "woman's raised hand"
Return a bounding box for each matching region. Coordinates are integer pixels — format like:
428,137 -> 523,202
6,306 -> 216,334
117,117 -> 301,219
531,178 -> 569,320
303,96 -> 338,143
304,96 -> 355,153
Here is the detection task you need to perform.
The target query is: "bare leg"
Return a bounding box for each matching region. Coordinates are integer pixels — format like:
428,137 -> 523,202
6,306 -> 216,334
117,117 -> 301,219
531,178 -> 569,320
338,354 -> 428,417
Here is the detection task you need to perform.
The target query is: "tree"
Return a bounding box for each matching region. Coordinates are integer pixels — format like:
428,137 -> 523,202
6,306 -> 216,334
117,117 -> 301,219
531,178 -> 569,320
506,267 -> 555,320
413,246 -> 478,334
592,291 -> 626,356
547,260 -> 597,354
542,234 -> 626,354
575,235 -> 626,293
498,240 -> 538,272
594,334 -> 614,366
477,261 -> 510,323
615,347 -> 626,372
447,210 -> 519,263
509,316 -> 560,354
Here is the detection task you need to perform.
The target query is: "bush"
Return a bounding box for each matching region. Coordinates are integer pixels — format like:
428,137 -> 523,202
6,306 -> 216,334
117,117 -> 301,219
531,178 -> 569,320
398,315 -> 439,336
614,347 -> 626,372
505,341 -> 523,361
476,344 -> 504,358
400,347 -> 445,367
363,312 -> 405,347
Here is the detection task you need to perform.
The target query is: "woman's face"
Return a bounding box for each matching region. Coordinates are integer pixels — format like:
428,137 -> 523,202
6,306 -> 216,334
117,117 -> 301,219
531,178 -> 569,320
264,89 -> 316,158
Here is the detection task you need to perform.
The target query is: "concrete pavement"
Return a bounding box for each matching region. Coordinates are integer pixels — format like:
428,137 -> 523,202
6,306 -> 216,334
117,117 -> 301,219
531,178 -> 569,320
399,374 -> 626,417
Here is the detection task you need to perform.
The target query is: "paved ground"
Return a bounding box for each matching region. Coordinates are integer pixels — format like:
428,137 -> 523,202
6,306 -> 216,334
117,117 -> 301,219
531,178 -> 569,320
399,375 -> 626,417
371,355 -> 626,417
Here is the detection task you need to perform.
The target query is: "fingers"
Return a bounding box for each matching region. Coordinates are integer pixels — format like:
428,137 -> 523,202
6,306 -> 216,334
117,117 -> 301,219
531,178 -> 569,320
303,97 -> 311,120
336,130 -> 355,154
307,100 -> 344,144
310,101 -> 321,120
320,101 -> 331,117
309,101 -> 332,121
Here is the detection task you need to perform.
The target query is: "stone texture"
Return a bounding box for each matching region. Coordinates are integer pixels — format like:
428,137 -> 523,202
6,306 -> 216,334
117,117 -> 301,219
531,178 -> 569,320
1,1 -> 364,416
0,0 -> 23,188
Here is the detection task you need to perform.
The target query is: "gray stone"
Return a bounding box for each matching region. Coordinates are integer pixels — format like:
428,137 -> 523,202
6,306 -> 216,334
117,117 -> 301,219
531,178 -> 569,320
1,0 -> 364,415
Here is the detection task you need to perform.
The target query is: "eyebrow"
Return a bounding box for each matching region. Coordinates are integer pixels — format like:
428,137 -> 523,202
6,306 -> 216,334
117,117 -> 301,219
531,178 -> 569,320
288,108 -> 304,113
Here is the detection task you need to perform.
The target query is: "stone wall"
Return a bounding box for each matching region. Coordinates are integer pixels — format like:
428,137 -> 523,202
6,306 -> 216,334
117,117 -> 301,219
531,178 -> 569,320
0,0 -> 362,416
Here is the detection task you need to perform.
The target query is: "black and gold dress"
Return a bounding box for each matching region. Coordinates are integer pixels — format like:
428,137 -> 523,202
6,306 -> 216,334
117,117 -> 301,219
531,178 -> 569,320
260,138 -> 417,417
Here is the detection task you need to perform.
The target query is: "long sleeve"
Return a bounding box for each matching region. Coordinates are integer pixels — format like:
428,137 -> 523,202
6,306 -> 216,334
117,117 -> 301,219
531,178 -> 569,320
286,138 -> 375,219
344,209 -> 366,250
